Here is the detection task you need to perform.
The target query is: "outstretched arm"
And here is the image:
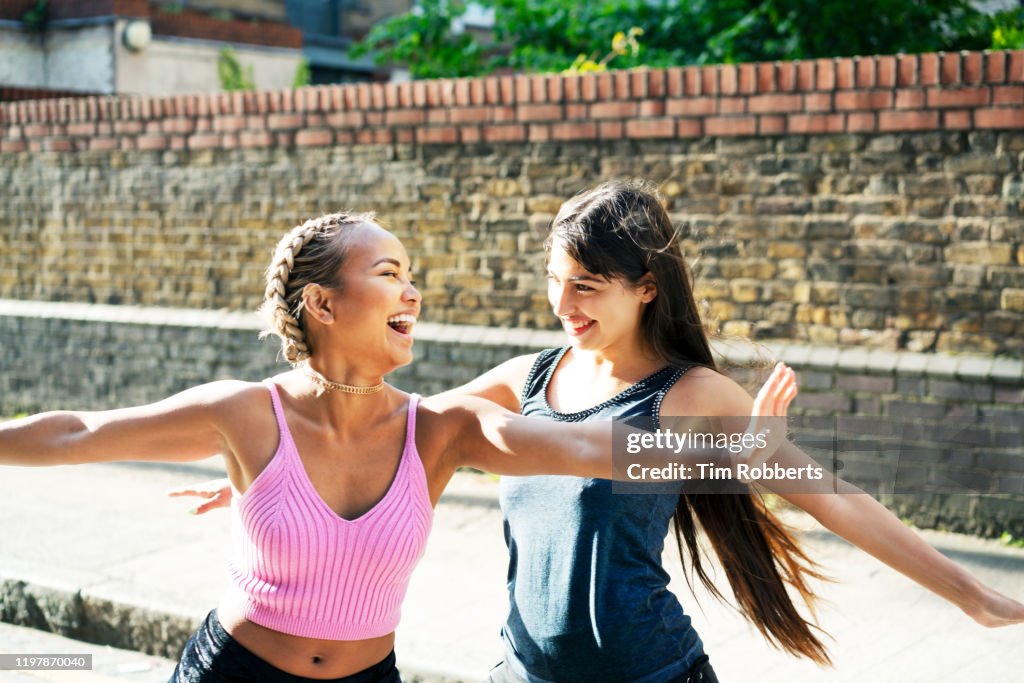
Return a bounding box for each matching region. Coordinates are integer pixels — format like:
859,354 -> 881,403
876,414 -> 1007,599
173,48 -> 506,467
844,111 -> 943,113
663,365 -> 1024,628
740,419 -> 1024,627
712,375 -> 1024,627
0,381 -> 246,466
173,363 -> 796,512
444,363 -> 796,478
780,476 -> 1024,628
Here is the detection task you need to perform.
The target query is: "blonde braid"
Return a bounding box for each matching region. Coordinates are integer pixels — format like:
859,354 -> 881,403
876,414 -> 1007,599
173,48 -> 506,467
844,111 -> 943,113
263,219 -> 320,363
258,211 -> 376,365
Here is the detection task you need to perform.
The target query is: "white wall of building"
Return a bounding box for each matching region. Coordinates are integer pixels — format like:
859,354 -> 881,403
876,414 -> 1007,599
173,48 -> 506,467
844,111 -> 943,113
0,20 -> 301,95
115,23 -> 302,95
0,27 -> 47,88
46,24 -> 115,93
0,23 -> 114,93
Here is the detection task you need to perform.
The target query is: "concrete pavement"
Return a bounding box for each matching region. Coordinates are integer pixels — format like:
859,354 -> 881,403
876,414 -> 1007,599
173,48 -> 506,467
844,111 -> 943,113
1,459 -> 1022,682
0,621 -> 176,682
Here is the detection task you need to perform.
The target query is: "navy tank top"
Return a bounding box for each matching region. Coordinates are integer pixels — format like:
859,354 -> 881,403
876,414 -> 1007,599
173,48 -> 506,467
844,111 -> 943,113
499,347 -> 704,683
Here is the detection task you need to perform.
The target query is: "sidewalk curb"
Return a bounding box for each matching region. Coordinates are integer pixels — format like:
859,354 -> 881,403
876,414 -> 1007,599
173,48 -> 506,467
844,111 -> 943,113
0,577 -> 196,659
0,576 -> 479,682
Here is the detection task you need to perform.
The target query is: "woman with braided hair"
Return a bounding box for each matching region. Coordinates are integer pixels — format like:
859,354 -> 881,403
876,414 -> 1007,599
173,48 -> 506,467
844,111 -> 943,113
0,210 -> 796,683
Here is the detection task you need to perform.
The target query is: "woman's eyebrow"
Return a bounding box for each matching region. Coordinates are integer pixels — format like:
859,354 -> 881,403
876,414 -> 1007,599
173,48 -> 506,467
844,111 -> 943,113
372,257 -> 406,268
546,269 -> 602,283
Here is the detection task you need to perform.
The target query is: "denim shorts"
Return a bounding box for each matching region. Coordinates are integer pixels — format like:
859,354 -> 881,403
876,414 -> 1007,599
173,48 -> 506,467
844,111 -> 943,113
169,610 -> 402,683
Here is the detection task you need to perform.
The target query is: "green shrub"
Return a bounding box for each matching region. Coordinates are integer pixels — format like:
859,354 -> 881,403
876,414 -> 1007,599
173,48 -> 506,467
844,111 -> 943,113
217,46 -> 256,91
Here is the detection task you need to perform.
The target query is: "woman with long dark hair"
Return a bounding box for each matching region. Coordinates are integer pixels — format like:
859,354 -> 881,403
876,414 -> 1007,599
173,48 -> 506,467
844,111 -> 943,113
458,180 -> 1023,682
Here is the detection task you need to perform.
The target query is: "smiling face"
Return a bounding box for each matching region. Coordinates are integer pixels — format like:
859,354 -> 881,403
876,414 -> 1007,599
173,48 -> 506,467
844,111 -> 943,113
543,181 -> 716,371
546,238 -> 655,355
306,222 -> 421,373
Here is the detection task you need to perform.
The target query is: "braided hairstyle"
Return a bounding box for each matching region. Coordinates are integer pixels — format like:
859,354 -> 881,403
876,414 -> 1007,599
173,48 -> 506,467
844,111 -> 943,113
259,212 -> 376,364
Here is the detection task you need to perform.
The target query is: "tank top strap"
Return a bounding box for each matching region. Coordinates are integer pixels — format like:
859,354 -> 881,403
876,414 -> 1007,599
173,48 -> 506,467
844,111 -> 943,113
651,363 -> 697,395
396,393 -> 426,481
404,393 -> 421,453
261,378 -> 297,450
651,364 -> 698,427
519,348 -> 565,410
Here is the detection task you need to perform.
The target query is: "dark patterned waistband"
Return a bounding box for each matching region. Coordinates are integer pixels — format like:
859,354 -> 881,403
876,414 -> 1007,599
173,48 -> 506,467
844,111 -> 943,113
171,610 -> 400,683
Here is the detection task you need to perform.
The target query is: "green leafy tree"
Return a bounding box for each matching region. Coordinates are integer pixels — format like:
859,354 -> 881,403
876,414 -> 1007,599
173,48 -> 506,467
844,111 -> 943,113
351,0 -> 1004,79
349,0 -> 485,79
991,8 -> 1024,50
489,1 -> 670,72
565,27 -> 645,73
697,0 -> 992,64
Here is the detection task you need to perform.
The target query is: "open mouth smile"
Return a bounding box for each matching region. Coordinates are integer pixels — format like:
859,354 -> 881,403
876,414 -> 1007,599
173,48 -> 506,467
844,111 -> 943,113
387,314 -> 416,337
562,318 -> 596,336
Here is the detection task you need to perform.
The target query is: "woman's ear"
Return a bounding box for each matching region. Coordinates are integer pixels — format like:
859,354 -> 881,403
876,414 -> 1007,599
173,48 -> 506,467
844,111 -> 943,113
302,283 -> 335,324
638,273 -> 658,304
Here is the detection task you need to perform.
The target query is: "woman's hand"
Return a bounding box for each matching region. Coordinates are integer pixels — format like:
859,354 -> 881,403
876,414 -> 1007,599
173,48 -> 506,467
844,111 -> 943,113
753,362 -> 797,417
962,581 -> 1024,627
732,363 -> 797,475
167,478 -> 233,515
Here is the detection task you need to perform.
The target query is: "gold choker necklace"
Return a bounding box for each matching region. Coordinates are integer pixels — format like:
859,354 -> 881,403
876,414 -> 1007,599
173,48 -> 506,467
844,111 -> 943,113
302,365 -> 384,395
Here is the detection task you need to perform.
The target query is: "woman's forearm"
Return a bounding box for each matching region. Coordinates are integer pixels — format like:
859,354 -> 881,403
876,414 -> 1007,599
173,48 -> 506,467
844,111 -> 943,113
1,383 -> 234,467
813,493 -> 982,612
0,411 -> 90,466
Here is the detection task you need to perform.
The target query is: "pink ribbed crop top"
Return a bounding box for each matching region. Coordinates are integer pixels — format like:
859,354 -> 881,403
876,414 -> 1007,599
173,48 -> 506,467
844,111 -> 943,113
221,380 -> 434,640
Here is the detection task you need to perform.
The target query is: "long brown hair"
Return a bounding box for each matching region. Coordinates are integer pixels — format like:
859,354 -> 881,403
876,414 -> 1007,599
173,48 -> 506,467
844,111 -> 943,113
547,179 -> 831,665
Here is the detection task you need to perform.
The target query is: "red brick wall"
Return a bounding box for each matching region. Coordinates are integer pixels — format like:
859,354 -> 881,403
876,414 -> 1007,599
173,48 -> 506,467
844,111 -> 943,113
0,1 -> 299,48
46,0 -> 151,20
1,50 -> 1021,154
0,87 -> 96,102
1,50 -> 1021,355
0,1 -> 42,21
1,1 -> 151,21
150,7 -> 301,49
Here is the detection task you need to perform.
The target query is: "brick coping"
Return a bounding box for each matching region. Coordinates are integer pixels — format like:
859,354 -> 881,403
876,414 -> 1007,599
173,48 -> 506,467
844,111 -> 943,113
1,49 -> 1023,153
2,298 -> 1020,383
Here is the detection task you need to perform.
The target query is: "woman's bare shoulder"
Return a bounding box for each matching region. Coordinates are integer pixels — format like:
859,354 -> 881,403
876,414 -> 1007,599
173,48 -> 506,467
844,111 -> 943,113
199,379 -> 275,420
417,391 -> 517,450
442,352 -> 541,411
661,365 -> 754,417
198,379 -> 280,460
418,391 -> 496,421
